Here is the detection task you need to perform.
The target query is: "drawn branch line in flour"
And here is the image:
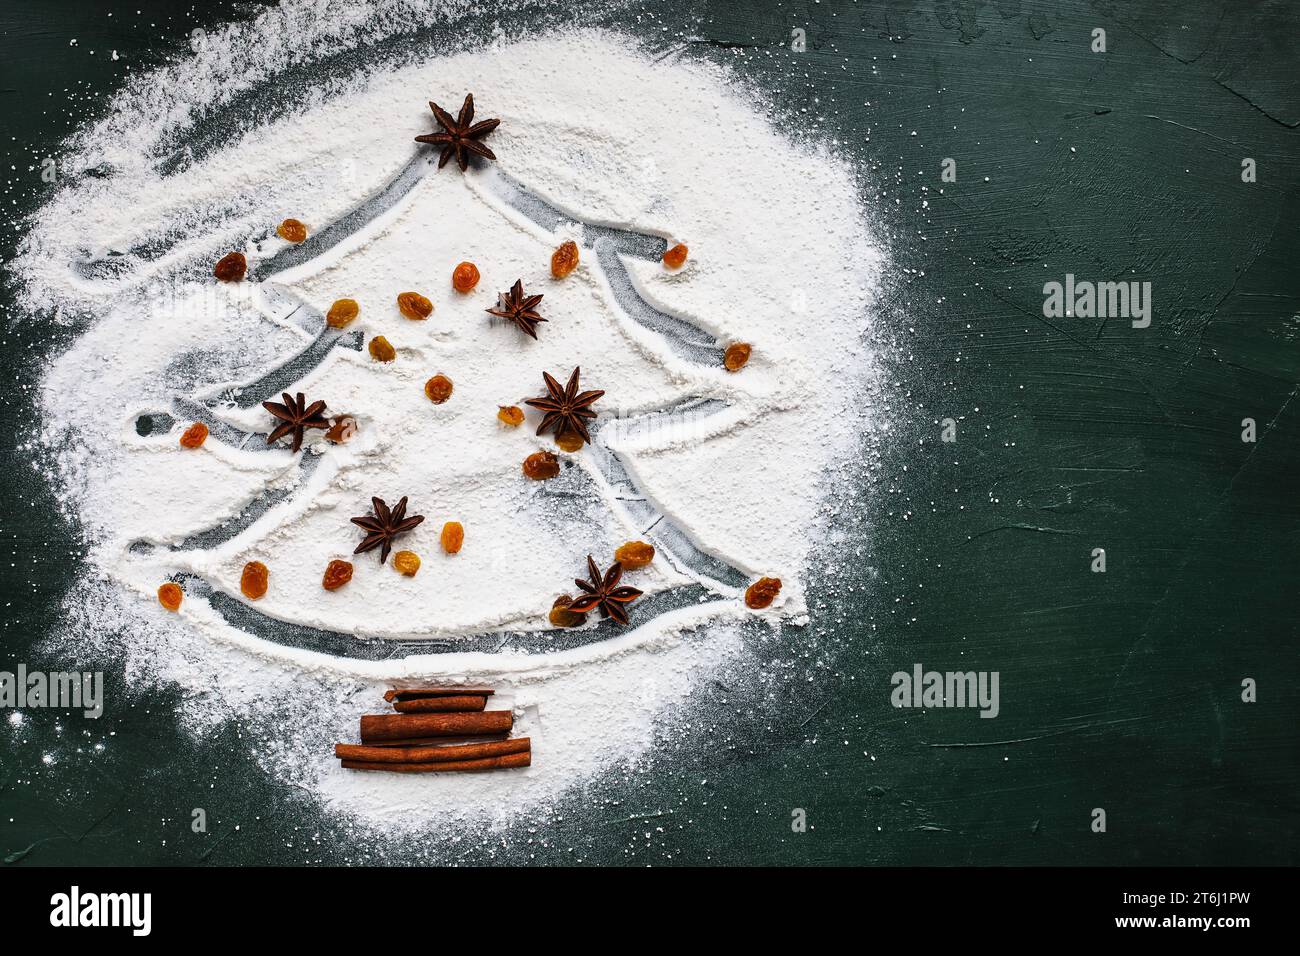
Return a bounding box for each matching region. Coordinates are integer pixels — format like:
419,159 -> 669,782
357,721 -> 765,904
134,153 -> 752,658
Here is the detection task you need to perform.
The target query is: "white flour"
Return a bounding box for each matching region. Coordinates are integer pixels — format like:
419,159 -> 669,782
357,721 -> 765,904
14,12 -> 879,829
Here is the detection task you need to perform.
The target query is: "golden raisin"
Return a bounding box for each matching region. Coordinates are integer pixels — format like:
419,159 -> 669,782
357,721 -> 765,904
325,415 -> 357,443
179,422 -> 209,448
397,291 -> 433,320
522,451 -> 561,480
744,576 -> 782,610
369,335 -> 396,362
548,594 -> 587,628
157,582 -> 183,612
240,561 -> 269,600
554,431 -> 585,453
550,240 -> 580,279
326,298 -> 359,328
276,218 -> 308,243
440,520 -> 464,554
214,252 -> 247,282
424,374 -> 453,403
322,559 -> 353,591
615,540 -> 655,570
724,342 -> 752,372
393,550 -> 421,577
497,405 -> 524,427
452,261 -> 480,293
662,243 -> 688,269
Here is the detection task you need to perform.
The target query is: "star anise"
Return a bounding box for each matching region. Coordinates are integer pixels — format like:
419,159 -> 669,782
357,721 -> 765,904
414,93 -> 500,172
525,367 -> 604,445
486,279 -> 547,339
568,555 -> 643,626
262,392 -> 330,453
350,496 -> 425,564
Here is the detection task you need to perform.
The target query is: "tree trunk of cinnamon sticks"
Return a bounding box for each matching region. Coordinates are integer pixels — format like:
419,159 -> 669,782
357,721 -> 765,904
359,710 -> 512,743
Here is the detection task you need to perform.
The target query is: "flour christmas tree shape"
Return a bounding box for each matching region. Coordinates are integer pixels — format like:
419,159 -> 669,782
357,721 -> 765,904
142,151 -> 756,656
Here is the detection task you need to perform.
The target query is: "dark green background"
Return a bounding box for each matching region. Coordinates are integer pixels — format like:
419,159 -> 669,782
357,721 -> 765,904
1,0 -> 1296,865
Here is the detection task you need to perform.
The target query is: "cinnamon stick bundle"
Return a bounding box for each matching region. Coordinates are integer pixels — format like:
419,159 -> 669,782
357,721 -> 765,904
392,695 -> 487,713
341,751 -> 530,774
383,686 -> 495,702
361,733 -> 509,747
359,709 -> 512,743
335,737 -> 529,764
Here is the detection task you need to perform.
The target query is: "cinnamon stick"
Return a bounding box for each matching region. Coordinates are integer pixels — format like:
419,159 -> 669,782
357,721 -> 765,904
361,733 -> 509,748
383,686 -> 495,702
341,750 -> 530,773
392,695 -> 487,713
334,737 -> 530,764
359,709 -> 512,743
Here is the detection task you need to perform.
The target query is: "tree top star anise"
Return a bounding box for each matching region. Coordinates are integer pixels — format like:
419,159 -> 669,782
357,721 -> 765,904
568,555 -> 643,626
350,496 -> 425,564
524,367 -> 604,445
486,279 -> 547,339
262,391 -> 330,453
414,93 -> 500,172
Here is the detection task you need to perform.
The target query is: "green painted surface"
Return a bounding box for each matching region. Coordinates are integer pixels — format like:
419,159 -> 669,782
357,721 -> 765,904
0,0 -> 1296,865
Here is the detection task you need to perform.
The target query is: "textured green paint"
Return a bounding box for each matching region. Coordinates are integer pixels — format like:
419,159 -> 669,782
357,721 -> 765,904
0,0 -> 1295,865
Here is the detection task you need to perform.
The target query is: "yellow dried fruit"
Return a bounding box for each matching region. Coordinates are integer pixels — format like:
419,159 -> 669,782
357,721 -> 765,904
424,374 -> 453,403
276,218 -> 308,243
322,559 -> 353,591
393,550 -> 421,577
179,422 -> 209,448
554,431 -> 584,453
440,520 -> 464,554
240,561 -> 269,600
325,416 -> 358,443
157,582 -> 183,611
662,242 -> 688,269
368,335 -> 396,362
497,405 -> 524,427
327,298 -> 359,328
744,576 -> 781,610
452,261 -> 480,293
213,252 -> 247,282
550,240 -> 579,278
615,540 -> 655,570
724,342 -> 752,372
549,594 -> 587,628
397,291 -> 433,320
522,451 -> 560,480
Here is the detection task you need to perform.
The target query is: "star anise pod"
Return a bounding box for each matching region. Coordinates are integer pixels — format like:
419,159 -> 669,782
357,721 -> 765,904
486,279 -> 547,339
262,392 -> 330,453
414,93 -> 500,172
568,555 -> 643,626
350,496 -> 425,564
524,367 -> 604,445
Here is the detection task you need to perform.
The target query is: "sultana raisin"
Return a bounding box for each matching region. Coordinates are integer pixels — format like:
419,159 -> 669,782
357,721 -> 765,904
393,550 -> 421,576
327,298 -> 359,328
214,252 -> 247,282
179,422 -> 209,448
522,451 -> 560,480
157,582 -> 183,611
724,342 -> 752,372
276,218 -> 308,243
397,291 -> 433,320
241,561 -> 269,600
548,594 -> 587,628
452,261 -> 480,293
615,540 -> 655,570
424,374 -> 453,403
744,576 -> 782,610
369,335 -> 396,362
440,520 -> 464,554
322,559 -> 353,591
497,405 -> 524,427
662,243 -> 688,269
554,431 -> 584,453
325,415 -> 357,443
550,240 -> 580,279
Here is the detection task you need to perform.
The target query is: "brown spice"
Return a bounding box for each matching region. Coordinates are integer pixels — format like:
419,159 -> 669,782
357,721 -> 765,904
662,243 -> 688,269
497,405 -> 524,427
744,576 -> 782,609
614,540 -> 655,570
424,374 -> 453,403
179,422 -> 209,448
397,291 -> 433,320
724,342 -> 752,372
276,218 -> 308,243
522,450 -> 560,480
393,550 -> 421,577
326,298 -> 359,328
157,582 -> 183,612
452,261 -> 480,293
240,561 -> 269,600
214,252 -> 247,282
368,335 -> 396,362
322,559 -> 354,591
440,521 -> 464,554
548,594 -> 587,628
550,240 -> 579,278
